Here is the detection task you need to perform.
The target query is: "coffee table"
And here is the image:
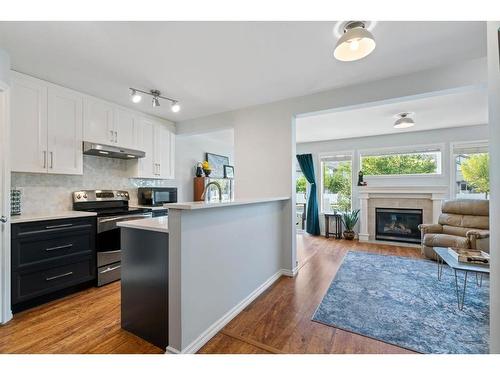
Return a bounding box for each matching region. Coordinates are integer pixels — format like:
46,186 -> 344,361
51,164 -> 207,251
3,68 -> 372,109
434,247 -> 490,310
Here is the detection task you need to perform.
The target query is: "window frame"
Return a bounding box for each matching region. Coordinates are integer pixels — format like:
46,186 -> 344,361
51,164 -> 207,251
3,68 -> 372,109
358,143 -> 445,178
450,140 -> 489,198
318,150 -> 354,214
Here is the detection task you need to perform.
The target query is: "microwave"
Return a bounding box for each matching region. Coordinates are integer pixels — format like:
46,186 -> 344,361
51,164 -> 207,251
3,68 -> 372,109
138,187 -> 178,206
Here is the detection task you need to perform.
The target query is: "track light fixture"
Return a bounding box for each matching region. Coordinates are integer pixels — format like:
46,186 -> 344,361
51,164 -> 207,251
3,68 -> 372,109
129,88 -> 180,112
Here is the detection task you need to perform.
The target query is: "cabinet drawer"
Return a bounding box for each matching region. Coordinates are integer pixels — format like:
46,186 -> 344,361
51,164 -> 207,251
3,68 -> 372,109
12,258 -> 95,304
12,217 -> 95,239
12,231 -> 93,268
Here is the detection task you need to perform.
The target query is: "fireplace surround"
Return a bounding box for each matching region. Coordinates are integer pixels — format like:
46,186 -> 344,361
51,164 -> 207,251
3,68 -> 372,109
375,208 -> 423,244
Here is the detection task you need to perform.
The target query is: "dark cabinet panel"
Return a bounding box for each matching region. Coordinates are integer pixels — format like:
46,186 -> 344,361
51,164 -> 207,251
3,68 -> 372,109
11,216 -> 96,312
12,257 -> 95,304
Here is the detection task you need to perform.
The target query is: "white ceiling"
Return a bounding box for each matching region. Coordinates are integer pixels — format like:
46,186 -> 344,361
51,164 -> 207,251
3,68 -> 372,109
295,88 -> 488,143
0,21 -> 486,122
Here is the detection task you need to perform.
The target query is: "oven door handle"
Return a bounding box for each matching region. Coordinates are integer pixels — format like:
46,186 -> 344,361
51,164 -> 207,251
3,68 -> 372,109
98,213 -> 152,224
97,212 -> 152,233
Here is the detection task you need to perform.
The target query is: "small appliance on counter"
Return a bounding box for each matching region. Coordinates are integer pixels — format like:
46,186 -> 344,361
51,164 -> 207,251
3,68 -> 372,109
73,190 -> 153,286
138,187 -> 177,207
10,189 -> 21,215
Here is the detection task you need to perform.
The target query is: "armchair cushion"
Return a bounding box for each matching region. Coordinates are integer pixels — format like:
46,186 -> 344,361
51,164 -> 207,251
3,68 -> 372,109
418,223 -> 443,234
466,229 -> 490,240
422,233 -> 470,249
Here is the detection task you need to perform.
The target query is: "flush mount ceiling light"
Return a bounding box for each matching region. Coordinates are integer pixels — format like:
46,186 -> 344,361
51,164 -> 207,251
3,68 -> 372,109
129,87 -> 180,112
393,112 -> 416,129
333,21 -> 376,62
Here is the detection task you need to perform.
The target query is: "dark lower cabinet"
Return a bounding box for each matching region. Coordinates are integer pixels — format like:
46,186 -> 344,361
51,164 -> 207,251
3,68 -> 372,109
11,216 -> 96,313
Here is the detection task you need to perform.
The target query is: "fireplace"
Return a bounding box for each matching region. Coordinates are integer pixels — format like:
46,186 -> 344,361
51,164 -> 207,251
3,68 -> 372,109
375,208 -> 423,244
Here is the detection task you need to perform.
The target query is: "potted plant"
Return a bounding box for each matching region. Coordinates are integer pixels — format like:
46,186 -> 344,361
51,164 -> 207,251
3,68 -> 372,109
341,209 -> 360,240
202,161 -> 212,177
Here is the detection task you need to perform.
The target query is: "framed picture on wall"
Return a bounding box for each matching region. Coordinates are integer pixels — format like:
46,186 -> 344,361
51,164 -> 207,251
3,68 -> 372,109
206,152 -> 230,178
223,165 -> 234,179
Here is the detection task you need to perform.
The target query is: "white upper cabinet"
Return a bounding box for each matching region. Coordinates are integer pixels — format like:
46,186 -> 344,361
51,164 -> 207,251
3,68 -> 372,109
132,118 -> 175,180
83,97 -> 114,145
114,108 -> 137,150
155,125 -> 175,179
11,72 -> 175,178
47,86 -> 83,175
11,73 -> 83,175
11,73 -> 48,174
136,118 -> 156,178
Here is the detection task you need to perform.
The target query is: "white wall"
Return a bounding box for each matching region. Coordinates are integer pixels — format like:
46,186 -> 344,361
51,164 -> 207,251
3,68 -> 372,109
487,21 -> 500,354
175,129 -> 234,202
168,199 -> 287,352
296,124 -> 489,234
177,58 -> 487,272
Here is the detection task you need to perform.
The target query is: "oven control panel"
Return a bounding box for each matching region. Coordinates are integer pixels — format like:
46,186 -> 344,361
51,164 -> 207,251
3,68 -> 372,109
73,190 -> 130,202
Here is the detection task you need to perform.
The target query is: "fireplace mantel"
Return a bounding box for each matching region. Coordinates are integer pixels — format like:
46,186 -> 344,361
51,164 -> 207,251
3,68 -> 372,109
357,185 -> 449,242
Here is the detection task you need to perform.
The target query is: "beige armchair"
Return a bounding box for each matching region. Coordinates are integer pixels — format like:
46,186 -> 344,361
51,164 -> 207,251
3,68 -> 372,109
418,199 -> 489,259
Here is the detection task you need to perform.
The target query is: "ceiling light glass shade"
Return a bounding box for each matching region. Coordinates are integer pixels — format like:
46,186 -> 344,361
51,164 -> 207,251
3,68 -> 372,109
130,89 -> 142,103
393,116 -> 415,129
152,97 -> 160,107
334,23 -> 376,62
171,102 -> 180,113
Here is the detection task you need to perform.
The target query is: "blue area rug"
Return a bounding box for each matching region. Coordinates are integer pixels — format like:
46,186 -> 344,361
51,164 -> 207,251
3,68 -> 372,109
312,251 -> 489,354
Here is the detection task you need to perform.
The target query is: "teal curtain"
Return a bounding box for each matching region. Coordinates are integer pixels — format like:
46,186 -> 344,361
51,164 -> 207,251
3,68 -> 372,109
296,154 -> 320,235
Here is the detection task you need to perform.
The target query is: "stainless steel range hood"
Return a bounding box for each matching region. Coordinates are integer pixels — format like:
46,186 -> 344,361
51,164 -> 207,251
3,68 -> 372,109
83,142 -> 145,159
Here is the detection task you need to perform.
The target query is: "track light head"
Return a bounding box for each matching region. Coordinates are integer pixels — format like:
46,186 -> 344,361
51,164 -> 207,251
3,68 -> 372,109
130,89 -> 142,103
152,96 -> 160,107
171,101 -> 180,113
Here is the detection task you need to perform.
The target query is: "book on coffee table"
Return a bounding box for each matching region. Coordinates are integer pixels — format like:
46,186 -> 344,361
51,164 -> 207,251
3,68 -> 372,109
447,247 -> 490,266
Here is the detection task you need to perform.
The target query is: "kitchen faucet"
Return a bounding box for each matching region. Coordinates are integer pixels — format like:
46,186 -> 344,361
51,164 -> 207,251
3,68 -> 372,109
201,181 -> 223,202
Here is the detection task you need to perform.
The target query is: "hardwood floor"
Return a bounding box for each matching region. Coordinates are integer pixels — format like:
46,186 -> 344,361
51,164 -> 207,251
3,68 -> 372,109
0,235 -> 422,354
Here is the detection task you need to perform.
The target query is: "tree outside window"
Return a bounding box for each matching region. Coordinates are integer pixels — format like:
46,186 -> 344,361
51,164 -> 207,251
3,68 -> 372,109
322,160 -> 352,213
361,152 -> 439,175
459,153 -> 489,198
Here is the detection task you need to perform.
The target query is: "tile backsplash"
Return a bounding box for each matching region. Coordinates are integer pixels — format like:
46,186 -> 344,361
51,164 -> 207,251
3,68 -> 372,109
11,155 -> 176,214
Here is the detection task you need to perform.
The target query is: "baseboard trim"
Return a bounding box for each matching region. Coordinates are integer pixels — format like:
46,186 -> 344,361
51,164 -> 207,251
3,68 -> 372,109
169,269 -> 285,354
281,266 -> 298,277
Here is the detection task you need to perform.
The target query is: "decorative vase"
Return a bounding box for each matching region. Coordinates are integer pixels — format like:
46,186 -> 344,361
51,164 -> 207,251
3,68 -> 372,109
203,168 -> 211,177
343,230 -> 355,240
195,164 -> 203,177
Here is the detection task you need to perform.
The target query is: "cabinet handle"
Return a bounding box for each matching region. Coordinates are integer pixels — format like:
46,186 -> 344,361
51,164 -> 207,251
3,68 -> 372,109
45,223 -> 73,229
42,151 -> 47,169
114,131 -> 118,143
49,151 -> 54,169
158,163 -> 161,175
45,271 -> 74,281
100,265 -> 121,274
45,244 -> 73,252
110,130 -> 114,142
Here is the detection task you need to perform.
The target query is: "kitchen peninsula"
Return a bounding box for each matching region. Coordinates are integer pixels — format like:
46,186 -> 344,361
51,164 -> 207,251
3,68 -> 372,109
117,197 -> 291,353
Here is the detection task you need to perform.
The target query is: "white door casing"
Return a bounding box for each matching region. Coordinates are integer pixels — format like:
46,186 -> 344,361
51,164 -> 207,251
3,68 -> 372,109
0,48 -> 12,324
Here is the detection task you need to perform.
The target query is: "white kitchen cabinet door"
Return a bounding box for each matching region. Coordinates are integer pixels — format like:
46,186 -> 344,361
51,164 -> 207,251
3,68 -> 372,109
83,97 -> 114,145
10,75 -> 48,173
155,125 -> 174,179
114,108 -> 137,150
47,86 -> 83,175
137,118 -> 156,178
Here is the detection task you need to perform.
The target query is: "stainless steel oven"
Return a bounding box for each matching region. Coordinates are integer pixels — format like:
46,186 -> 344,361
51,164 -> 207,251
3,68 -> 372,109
73,190 -> 152,286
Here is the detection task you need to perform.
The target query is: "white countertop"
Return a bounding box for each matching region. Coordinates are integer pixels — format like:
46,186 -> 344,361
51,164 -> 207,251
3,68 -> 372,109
10,211 -> 97,224
117,216 -> 169,233
129,205 -> 169,211
164,197 -> 290,210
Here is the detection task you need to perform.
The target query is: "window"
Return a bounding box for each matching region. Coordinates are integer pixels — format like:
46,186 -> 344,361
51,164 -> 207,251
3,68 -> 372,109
453,142 -> 489,199
360,146 -> 442,176
296,165 -> 307,230
320,154 -> 352,213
